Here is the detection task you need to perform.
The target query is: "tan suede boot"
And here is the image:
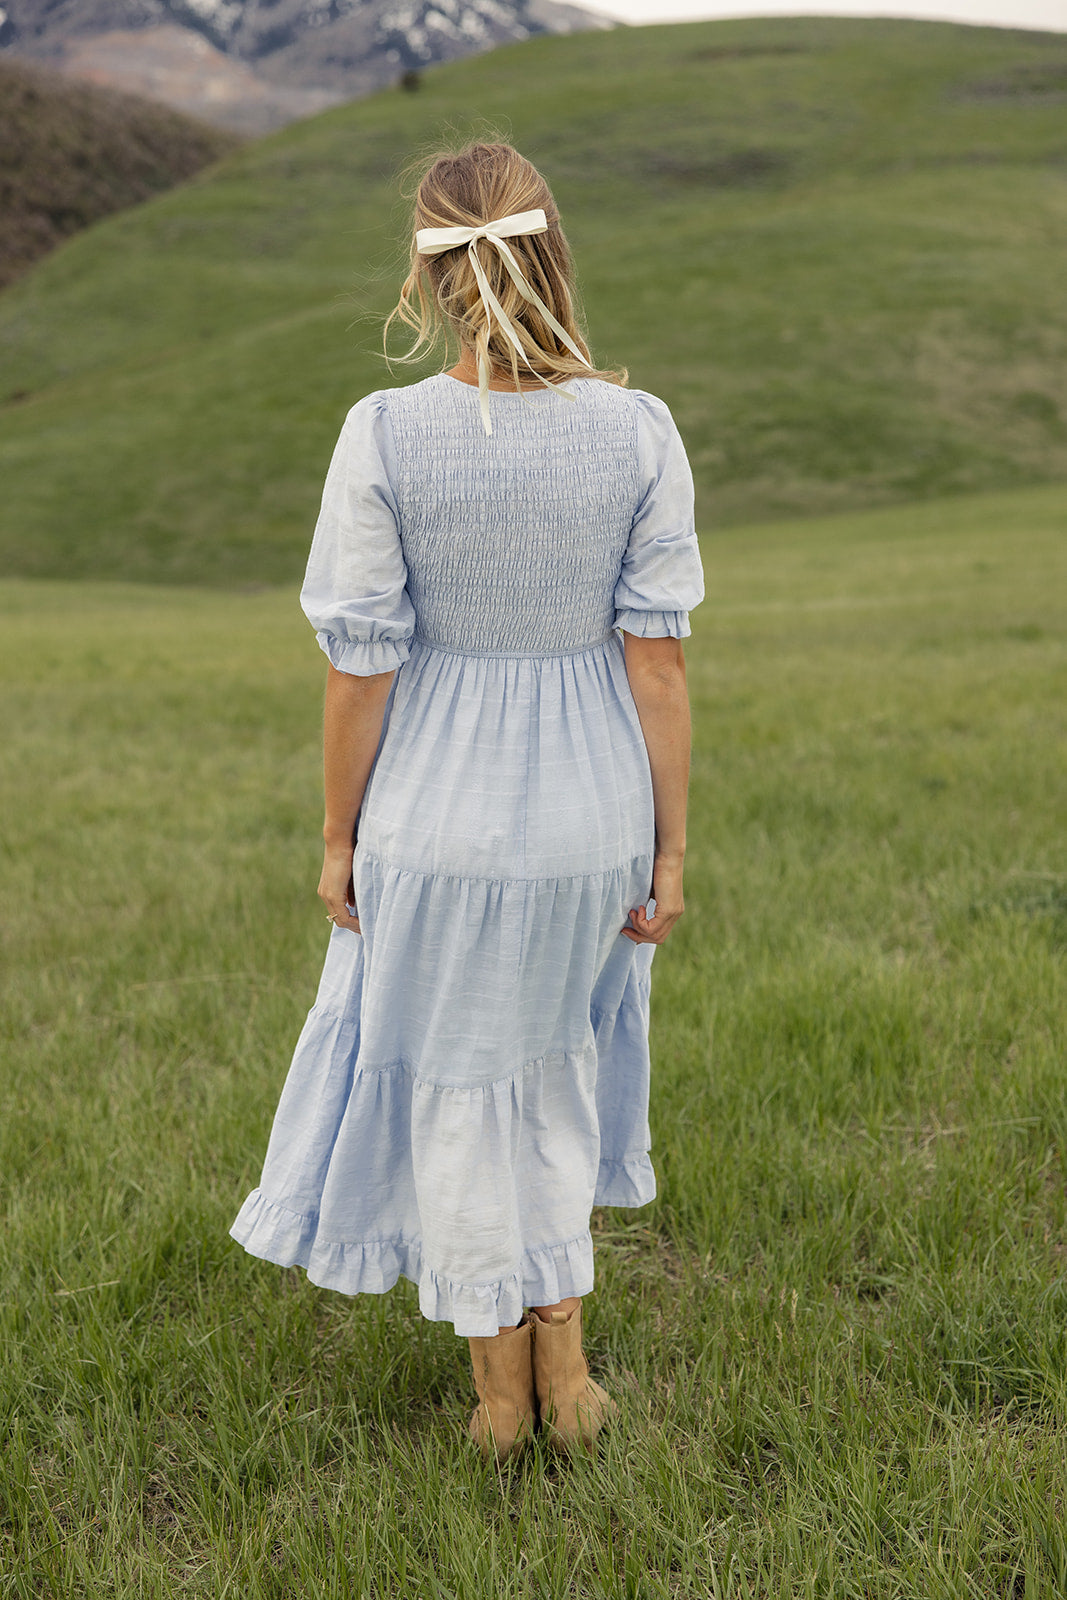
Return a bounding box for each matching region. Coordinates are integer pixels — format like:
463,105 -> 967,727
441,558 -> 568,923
531,1301 -> 617,1453
467,1316 -> 537,1461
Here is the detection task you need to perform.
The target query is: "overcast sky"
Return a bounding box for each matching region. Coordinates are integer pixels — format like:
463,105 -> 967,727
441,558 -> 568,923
576,0 -> 1067,31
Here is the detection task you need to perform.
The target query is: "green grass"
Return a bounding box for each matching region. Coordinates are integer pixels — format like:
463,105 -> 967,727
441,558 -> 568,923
4,17 -> 1067,583
2,484 -> 1065,1595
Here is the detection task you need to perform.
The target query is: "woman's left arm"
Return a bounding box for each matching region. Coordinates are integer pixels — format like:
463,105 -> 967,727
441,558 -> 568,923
317,662 -> 396,933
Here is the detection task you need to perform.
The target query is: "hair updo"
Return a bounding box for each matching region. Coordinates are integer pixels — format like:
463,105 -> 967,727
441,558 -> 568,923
384,140 -> 626,392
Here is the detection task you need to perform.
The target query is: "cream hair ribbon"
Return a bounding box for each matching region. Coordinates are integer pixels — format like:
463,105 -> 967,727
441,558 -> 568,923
415,207 -> 593,435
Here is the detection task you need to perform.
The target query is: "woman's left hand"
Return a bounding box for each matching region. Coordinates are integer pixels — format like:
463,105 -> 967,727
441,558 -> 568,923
318,842 -> 361,935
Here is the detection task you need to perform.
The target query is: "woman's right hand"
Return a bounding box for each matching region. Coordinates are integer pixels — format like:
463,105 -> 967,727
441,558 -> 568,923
622,853 -> 684,945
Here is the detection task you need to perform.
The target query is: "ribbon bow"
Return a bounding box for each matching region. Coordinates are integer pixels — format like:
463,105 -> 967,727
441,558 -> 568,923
415,207 -> 593,435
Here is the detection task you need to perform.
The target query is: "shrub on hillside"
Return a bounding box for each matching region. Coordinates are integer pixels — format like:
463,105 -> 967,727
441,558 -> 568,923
0,56 -> 237,288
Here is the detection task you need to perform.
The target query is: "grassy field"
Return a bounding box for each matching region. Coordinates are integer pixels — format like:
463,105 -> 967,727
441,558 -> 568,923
1,483 -> 1065,1595
3,17 -> 1067,583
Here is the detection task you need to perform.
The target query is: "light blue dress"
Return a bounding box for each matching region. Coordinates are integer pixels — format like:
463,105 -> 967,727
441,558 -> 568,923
230,374 -> 704,1337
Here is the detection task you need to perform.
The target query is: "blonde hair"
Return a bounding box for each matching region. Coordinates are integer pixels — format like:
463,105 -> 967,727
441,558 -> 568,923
384,140 -> 626,392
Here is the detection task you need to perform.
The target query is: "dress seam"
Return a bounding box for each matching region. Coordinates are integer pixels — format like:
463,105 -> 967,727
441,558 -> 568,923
293,1040 -> 600,1090
410,634 -> 615,662
358,848 -> 653,887
312,1231 -> 590,1280
247,1189 -> 593,1276
308,991 -> 648,1034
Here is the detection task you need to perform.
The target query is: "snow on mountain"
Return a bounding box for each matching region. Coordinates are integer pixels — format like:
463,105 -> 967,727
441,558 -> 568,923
0,0 -> 609,128
1,0 -> 605,62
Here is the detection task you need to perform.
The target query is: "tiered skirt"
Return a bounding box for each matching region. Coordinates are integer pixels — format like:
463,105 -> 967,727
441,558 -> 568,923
231,634 -> 659,1337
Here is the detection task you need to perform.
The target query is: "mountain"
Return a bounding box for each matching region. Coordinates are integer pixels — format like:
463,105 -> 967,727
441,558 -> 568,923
0,54 -> 235,289
0,0 -> 609,131
2,17 -> 1067,584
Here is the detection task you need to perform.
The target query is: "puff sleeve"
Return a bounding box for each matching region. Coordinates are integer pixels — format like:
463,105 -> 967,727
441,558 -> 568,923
613,392 -> 704,638
300,393 -> 415,675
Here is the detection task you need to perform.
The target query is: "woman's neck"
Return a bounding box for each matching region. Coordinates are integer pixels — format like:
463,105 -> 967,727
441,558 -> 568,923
445,347 -> 545,392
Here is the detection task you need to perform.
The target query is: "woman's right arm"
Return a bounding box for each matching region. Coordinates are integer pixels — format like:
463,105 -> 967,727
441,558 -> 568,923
621,632 -> 691,946
317,662 -> 396,934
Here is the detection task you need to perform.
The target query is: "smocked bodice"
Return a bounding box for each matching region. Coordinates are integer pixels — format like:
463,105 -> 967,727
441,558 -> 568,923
299,374 -> 703,677
386,377 -> 637,655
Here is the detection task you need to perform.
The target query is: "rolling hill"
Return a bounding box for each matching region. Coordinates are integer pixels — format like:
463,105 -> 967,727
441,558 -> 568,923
1,16 -> 1067,584
0,54 -> 236,288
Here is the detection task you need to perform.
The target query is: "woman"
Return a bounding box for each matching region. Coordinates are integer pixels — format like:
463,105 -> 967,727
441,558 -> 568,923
231,140 -> 703,1461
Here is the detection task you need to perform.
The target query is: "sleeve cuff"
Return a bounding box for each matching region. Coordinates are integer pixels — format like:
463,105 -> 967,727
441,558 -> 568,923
315,630 -> 411,675
614,609 -> 691,640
